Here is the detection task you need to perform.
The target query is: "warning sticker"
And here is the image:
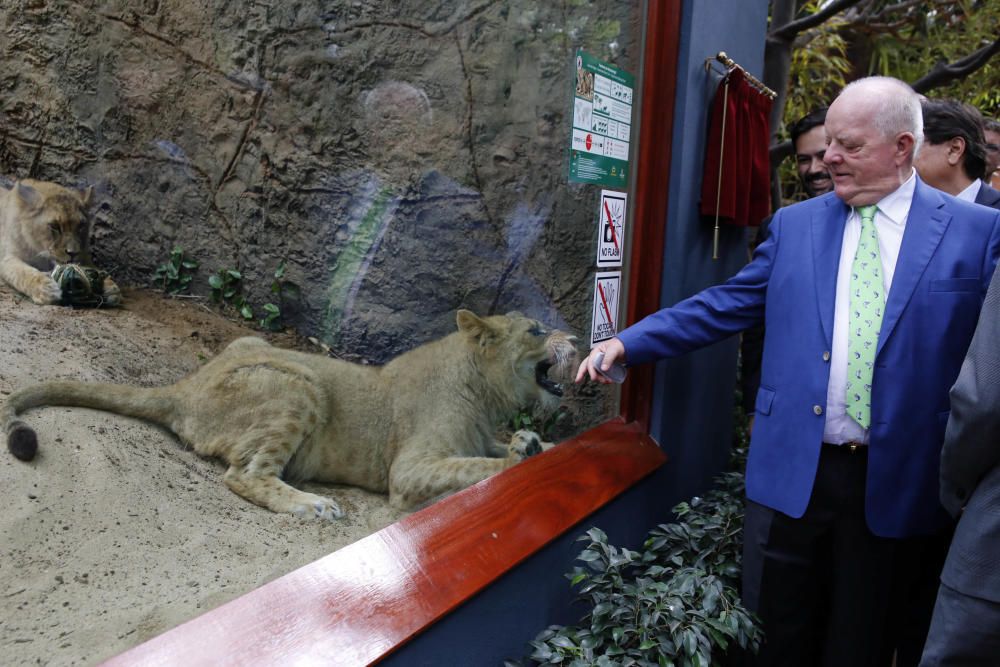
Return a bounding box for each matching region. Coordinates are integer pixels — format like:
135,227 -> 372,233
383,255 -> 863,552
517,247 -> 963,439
591,271 -> 622,345
596,190 -> 627,267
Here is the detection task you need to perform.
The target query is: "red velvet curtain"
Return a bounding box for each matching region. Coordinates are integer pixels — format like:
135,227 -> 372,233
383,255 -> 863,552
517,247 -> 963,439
699,68 -> 772,228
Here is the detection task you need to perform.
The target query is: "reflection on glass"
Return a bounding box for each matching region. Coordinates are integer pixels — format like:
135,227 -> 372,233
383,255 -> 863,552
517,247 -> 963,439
0,2 -> 641,662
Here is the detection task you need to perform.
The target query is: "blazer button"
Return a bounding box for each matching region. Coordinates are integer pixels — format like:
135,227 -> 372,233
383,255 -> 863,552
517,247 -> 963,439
822,351 -> 831,362
813,405 -> 823,415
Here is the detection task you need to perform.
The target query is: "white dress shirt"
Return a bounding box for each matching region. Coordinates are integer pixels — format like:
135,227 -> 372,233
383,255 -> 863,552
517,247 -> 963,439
955,179 -> 983,203
823,169 -> 917,445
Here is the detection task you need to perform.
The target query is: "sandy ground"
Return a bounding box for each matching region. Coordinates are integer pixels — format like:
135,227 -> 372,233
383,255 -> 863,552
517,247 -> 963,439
0,285 -> 406,666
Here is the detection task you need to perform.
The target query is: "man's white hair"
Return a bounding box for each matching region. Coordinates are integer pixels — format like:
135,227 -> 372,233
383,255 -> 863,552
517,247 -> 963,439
838,76 -> 924,155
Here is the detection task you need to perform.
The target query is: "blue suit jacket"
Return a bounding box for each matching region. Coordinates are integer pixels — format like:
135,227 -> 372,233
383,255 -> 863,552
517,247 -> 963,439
618,178 -> 1000,538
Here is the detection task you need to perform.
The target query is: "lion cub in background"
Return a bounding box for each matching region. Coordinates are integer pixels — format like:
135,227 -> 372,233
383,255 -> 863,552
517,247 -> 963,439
0,179 -> 121,305
4,310 -> 578,518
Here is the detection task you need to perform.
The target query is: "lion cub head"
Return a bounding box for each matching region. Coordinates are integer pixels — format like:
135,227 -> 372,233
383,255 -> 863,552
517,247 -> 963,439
4,179 -> 93,266
456,309 -> 578,411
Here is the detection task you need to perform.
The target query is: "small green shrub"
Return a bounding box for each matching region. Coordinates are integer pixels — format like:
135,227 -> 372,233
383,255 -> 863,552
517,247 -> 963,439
510,407 -> 568,441
152,247 -> 198,294
515,450 -> 761,667
208,268 -> 241,302
257,261 -> 299,331
208,268 -> 253,320
260,302 -> 281,330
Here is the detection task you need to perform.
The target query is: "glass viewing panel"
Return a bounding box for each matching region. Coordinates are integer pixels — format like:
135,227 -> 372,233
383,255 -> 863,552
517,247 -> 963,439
0,1 -> 643,663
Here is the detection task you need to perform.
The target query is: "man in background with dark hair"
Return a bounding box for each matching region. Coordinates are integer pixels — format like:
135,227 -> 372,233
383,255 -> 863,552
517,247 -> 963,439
789,106 -> 834,198
983,118 -> 1000,188
741,107 -> 832,430
915,98 -> 1000,210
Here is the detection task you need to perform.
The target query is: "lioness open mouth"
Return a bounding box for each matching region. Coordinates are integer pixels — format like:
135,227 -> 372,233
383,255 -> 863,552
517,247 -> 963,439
535,360 -> 563,397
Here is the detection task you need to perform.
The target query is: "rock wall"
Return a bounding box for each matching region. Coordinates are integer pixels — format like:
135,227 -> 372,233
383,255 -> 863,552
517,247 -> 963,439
1,0 -> 641,431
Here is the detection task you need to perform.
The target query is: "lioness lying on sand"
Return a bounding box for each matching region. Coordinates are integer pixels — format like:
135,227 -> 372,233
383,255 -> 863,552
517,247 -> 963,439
3,310 -> 577,518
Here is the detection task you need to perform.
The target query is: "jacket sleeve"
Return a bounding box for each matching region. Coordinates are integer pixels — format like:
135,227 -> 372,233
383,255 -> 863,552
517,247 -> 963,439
940,250 -> 1000,516
616,209 -> 777,366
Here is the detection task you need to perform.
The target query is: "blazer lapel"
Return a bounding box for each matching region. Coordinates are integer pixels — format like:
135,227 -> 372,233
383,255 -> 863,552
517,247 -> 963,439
812,195 -> 848,345
877,180 -> 950,357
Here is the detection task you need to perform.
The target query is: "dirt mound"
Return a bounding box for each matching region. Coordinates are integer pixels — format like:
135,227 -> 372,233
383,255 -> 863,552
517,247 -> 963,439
0,286 -> 404,666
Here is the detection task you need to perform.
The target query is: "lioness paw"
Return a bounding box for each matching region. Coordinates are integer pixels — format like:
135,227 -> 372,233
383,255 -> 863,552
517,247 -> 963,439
31,277 -> 62,305
291,496 -> 344,521
510,429 -> 543,459
102,278 -> 122,306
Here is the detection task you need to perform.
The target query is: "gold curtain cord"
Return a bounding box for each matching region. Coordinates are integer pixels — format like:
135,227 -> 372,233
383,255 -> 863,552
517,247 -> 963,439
703,51 -> 776,100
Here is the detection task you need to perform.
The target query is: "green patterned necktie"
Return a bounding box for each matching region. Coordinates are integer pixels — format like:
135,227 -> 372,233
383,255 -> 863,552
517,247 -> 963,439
846,205 -> 883,428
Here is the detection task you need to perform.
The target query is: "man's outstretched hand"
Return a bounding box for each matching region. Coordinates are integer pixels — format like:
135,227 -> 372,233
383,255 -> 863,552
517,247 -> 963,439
576,337 -> 626,384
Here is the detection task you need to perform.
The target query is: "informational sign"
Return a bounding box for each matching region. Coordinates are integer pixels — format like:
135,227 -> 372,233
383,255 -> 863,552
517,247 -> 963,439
569,50 -> 634,189
591,271 -> 622,345
596,189 -> 627,267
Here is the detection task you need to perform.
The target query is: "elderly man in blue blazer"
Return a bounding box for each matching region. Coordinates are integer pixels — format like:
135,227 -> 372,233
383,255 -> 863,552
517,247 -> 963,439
578,76 -> 1000,666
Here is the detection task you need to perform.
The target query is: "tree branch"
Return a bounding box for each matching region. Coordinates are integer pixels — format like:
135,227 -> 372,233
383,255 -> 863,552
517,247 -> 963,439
911,37 -> 1000,93
769,0 -> 865,42
861,0 -> 923,25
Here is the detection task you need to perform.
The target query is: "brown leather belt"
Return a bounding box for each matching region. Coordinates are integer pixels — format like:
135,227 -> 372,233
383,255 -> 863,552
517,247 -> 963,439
823,441 -> 867,453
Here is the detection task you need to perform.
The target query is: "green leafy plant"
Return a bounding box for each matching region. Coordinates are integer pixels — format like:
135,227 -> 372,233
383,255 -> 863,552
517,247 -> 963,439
152,247 -> 198,294
208,268 -> 241,302
260,261 -> 300,331
260,303 -> 281,330
510,407 -> 568,441
208,267 -> 253,320
515,448 -> 761,667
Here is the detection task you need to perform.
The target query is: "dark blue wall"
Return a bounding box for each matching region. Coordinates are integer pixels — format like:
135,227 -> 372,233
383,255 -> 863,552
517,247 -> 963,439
384,1 -> 770,663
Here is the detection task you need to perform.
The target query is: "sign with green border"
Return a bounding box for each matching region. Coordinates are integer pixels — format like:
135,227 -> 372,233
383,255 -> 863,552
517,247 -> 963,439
568,50 -> 635,188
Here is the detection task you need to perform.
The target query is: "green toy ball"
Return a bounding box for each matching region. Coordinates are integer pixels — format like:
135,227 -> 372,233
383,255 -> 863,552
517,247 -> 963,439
51,263 -> 112,308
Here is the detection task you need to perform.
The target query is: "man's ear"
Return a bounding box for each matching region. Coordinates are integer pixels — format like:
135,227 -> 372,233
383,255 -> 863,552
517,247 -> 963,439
946,137 -> 966,166
896,132 -> 917,164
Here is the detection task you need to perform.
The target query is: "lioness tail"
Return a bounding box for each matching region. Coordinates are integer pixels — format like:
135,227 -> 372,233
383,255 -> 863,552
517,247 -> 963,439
3,381 -> 173,461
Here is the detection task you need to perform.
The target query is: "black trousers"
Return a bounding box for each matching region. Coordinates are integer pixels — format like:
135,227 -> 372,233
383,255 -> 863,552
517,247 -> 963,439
741,444 -> 948,667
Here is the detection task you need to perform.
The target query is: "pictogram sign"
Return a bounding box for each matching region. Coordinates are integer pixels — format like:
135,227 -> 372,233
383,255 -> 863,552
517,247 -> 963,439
591,271 -> 622,345
596,190 -> 627,267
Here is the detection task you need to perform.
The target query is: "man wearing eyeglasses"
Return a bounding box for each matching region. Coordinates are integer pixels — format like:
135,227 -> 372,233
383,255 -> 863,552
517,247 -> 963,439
915,99 -> 1000,211
983,118 -> 1000,188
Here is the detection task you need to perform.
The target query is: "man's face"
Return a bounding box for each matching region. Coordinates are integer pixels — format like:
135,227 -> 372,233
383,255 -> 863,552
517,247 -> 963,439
795,125 -> 833,197
823,93 -> 913,206
985,128 -> 1000,178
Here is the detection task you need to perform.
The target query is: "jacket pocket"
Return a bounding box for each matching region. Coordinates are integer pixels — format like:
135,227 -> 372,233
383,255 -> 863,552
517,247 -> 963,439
929,278 -> 979,293
755,386 -> 775,416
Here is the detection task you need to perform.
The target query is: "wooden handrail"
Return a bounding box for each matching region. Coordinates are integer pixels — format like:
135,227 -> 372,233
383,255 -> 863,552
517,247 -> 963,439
101,420 -> 666,666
